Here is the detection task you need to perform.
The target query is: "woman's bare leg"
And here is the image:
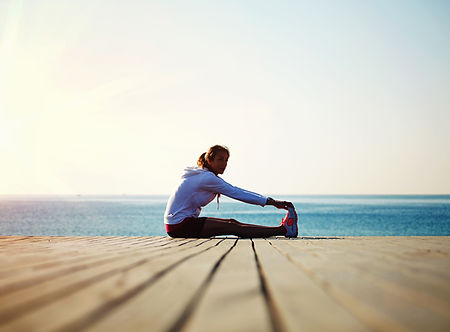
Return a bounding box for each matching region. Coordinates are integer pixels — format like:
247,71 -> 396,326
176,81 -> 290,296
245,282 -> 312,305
199,217 -> 286,238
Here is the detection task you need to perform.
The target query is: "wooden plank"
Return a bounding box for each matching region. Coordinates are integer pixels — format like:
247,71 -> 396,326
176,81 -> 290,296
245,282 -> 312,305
0,238 -> 206,323
0,238 -> 191,295
182,239 -> 272,332
253,239 -> 369,331
0,238 -> 224,332
296,237 -> 450,277
291,236 -> 450,285
292,237 -> 450,286
0,236 -> 448,332
83,238 -> 238,332
0,237 -> 179,274
0,236 -> 173,276
272,238 -> 450,331
272,239 -> 411,332
374,236 -> 449,251
289,237 -> 450,300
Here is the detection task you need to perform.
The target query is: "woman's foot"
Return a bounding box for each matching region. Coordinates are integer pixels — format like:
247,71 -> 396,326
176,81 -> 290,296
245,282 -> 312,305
281,207 -> 298,238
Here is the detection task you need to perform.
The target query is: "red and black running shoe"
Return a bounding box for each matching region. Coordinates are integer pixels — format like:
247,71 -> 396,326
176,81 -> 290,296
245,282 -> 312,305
281,206 -> 298,238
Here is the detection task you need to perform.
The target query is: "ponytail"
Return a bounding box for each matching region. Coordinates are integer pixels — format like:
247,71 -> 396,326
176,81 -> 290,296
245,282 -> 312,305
197,152 -> 208,168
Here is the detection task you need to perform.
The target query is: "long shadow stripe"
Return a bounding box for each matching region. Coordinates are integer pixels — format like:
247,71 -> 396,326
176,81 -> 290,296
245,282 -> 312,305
252,239 -> 286,332
0,238 -> 194,297
0,239 -> 211,325
166,238 -> 239,332
55,239 -> 229,332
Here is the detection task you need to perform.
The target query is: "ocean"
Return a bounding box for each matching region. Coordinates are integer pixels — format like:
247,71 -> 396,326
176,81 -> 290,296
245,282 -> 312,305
0,195 -> 449,237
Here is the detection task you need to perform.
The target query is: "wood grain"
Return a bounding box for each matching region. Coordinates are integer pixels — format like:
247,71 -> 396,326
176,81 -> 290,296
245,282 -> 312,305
0,236 -> 448,332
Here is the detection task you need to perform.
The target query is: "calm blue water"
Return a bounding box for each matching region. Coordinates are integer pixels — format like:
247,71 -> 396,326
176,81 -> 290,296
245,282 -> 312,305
0,195 -> 449,236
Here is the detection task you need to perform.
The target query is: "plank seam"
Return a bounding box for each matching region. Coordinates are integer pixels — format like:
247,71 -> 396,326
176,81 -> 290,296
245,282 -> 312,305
285,241 -> 450,318
54,239 -> 230,332
268,240 -> 409,332
0,240 -> 212,324
0,239 -> 194,295
251,239 -> 286,332
165,238 -> 239,332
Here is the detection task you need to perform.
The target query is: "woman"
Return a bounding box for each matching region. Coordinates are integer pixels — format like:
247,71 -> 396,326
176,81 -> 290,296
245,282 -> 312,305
164,145 -> 298,238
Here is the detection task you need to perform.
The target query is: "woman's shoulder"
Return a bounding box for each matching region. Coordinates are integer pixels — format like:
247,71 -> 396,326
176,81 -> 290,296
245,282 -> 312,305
182,166 -> 207,178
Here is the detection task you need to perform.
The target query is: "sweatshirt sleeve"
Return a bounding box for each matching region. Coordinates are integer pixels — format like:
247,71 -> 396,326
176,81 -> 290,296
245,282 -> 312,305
202,173 -> 267,206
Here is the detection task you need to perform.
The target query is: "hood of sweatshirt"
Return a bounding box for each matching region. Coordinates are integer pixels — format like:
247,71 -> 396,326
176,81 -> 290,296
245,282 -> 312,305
182,166 -> 209,178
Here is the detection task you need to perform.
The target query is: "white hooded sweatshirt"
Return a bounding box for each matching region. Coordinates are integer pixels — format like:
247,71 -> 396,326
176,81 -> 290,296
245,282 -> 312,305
164,167 -> 268,225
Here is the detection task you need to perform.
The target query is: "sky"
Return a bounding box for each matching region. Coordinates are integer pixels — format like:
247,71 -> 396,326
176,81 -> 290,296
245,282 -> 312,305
0,0 -> 449,195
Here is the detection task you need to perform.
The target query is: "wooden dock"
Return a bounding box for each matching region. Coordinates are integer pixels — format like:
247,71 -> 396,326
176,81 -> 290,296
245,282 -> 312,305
0,236 -> 448,332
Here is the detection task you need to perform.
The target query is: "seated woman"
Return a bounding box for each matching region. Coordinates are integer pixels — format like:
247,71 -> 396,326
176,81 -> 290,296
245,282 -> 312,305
164,145 -> 298,238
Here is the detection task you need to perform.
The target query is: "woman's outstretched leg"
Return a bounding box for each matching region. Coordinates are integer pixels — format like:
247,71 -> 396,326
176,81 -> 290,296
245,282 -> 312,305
199,217 -> 285,238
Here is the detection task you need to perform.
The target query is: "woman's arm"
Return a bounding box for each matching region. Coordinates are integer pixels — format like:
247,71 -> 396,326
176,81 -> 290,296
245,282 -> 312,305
202,174 -> 267,206
202,173 -> 293,209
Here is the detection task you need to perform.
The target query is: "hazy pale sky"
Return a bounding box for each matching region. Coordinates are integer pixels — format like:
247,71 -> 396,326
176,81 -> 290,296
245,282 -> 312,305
1,0 -> 449,195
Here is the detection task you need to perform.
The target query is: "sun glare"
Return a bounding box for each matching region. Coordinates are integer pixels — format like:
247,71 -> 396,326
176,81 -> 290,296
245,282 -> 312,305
0,115 -> 16,151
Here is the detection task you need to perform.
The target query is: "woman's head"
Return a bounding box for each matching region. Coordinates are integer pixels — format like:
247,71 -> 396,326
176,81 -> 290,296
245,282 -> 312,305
197,145 -> 230,175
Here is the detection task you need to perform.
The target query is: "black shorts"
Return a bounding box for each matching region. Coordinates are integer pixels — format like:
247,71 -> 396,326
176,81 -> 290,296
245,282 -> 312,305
165,217 -> 207,238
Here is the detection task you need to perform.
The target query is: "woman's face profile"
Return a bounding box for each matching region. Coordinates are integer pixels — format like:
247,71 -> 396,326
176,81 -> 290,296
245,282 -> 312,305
208,151 -> 229,175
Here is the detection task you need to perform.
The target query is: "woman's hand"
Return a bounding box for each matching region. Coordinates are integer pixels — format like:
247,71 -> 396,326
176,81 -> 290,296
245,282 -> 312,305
266,197 -> 294,210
